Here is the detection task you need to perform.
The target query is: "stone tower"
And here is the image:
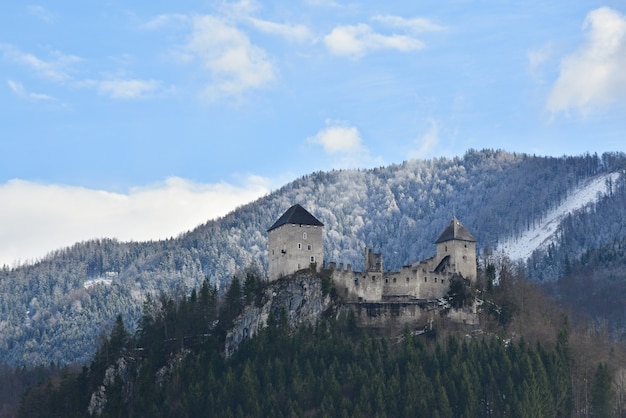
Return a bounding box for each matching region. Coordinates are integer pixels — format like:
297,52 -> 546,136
267,204 -> 324,281
434,217 -> 477,282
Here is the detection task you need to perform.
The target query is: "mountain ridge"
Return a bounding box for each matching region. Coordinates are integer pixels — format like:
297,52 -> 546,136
1,149 -> 624,365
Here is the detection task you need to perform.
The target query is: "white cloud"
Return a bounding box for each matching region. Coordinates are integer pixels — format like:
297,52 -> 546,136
547,7 -> 626,114
248,18 -> 313,43
7,79 -> 55,101
307,120 -> 383,169
97,79 -> 162,99
324,23 -> 424,58
308,120 -> 364,154
371,15 -> 445,33
409,119 -> 439,159
183,15 -> 276,100
0,177 -> 270,267
0,44 -> 79,82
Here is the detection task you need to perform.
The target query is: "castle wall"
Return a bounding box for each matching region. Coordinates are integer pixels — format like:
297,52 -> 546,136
268,223 -> 323,281
331,265 -> 384,302
330,258 -> 455,302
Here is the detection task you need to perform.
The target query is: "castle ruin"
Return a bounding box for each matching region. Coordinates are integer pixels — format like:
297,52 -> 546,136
268,204 -> 477,303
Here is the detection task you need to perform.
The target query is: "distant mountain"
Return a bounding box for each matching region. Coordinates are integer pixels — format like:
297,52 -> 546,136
1,149 -> 625,366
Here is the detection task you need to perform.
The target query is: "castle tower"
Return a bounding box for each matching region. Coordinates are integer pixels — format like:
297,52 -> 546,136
434,217 -> 477,282
267,204 -> 324,281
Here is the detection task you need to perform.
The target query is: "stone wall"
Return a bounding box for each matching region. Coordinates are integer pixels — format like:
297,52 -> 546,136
348,301 -> 428,331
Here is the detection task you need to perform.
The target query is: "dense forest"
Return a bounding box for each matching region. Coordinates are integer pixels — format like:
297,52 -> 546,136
15,262 -> 626,418
0,149 -> 625,368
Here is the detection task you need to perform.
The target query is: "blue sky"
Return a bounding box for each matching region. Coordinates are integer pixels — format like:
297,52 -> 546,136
1,0 -> 626,265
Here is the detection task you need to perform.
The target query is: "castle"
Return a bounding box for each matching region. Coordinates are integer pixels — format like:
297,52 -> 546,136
268,204 -> 477,302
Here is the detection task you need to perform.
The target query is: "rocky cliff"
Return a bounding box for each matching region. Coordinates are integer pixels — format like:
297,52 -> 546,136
224,274 -> 333,357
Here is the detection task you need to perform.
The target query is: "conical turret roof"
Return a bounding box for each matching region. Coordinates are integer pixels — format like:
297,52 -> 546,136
435,217 -> 476,243
268,204 -> 324,232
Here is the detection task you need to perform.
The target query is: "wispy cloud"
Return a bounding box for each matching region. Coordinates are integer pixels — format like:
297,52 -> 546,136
324,24 -> 424,58
248,18 -> 313,43
7,79 -> 55,101
547,7 -> 626,114
97,79 -> 162,99
0,177 -> 270,266
528,43 -> 553,80
140,13 -> 190,30
0,44 -> 80,82
26,5 -> 56,23
182,15 -> 276,100
409,119 -> 440,159
371,15 -> 445,34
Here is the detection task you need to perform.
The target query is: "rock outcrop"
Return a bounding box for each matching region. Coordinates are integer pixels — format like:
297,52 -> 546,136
224,274 -> 332,357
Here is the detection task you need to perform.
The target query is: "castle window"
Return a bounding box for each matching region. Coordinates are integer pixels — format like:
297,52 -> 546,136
424,277 -> 428,283
310,256 -> 315,263
303,232 -> 307,239
464,244 -> 467,248
298,243 -> 302,249
272,249 -> 275,255
441,279 -> 445,284
385,278 -> 389,283
297,264 -> 301,269
354,279 -> 359,286
434,277 -> 438,283
445,245 -> 448,252
393,277 -> 397,283
307,244 -> 312,251
406,277 -> 410,283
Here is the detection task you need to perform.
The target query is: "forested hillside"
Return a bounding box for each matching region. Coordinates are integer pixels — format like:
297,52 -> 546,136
17,269 -> 626,418
1,149 -> 624,366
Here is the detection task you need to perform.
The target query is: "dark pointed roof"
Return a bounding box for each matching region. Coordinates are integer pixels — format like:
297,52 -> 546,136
435,217 -> 476,243
268,204 -> 324,232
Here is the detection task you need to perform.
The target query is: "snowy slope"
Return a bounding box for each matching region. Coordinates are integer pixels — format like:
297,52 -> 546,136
497,172 -> 620,261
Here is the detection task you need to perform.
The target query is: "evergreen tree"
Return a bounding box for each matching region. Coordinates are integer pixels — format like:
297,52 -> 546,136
591,362 -> 614,418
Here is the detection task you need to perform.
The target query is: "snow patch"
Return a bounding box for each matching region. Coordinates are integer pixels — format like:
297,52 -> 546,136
497,172 -> 620,261
84,272 -> 117,289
